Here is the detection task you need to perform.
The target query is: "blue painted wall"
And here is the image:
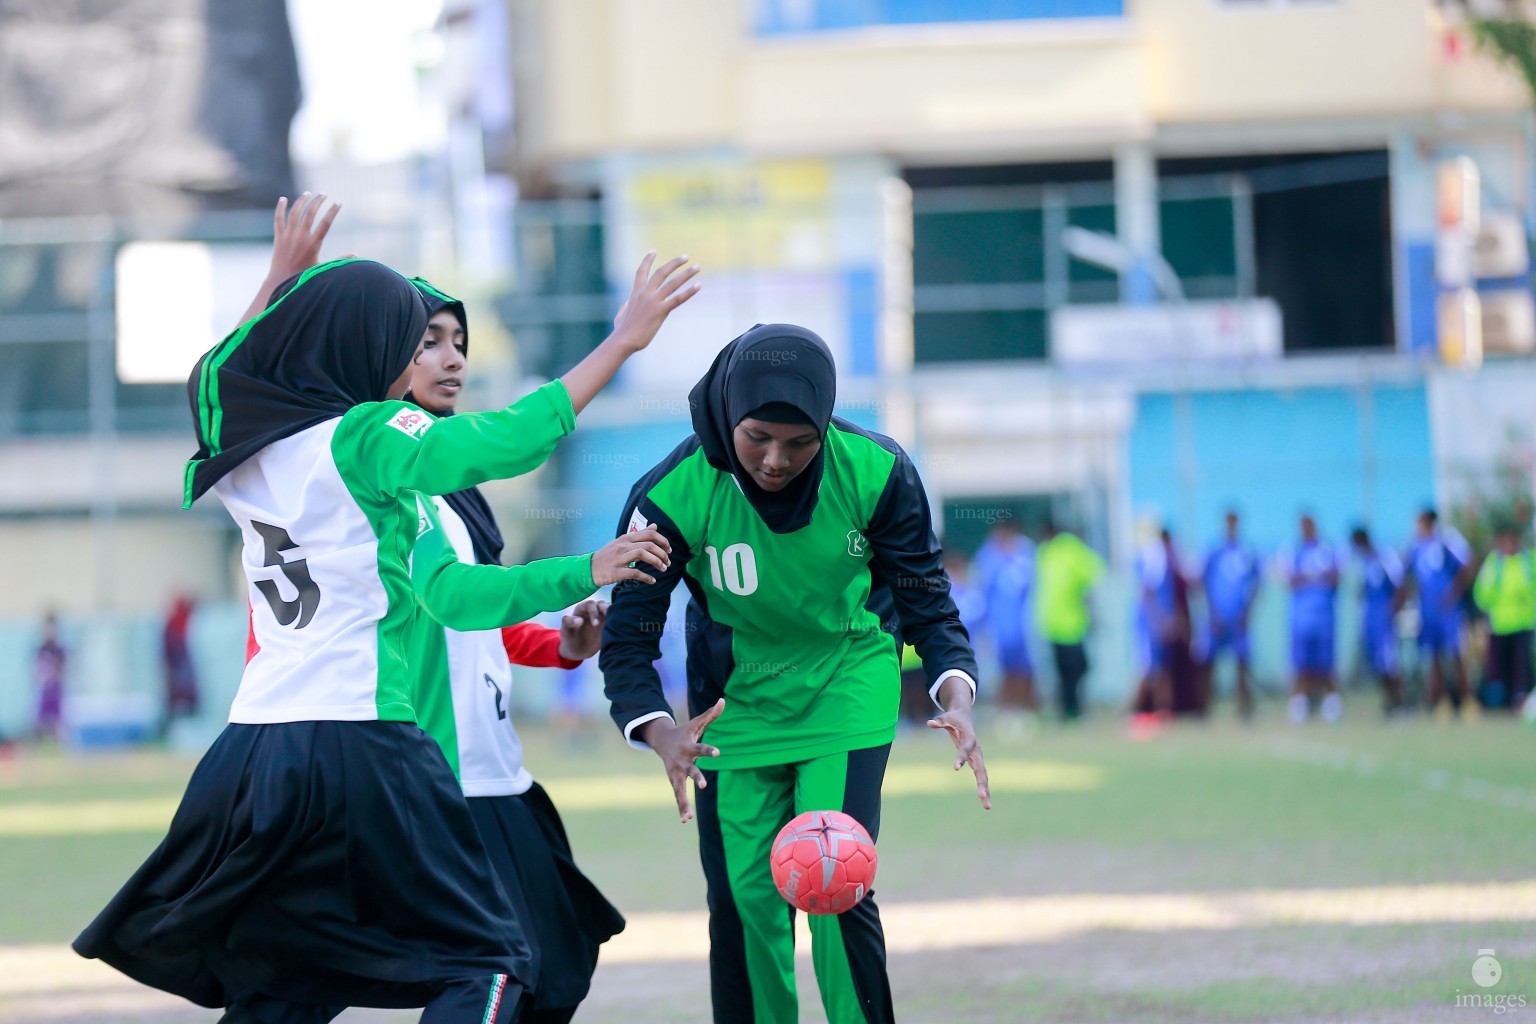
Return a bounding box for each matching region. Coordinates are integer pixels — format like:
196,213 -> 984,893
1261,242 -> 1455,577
755,0 -> 1123,35
1128,381 -> 1435,555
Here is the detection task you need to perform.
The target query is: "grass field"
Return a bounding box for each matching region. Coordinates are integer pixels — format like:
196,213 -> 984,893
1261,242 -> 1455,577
1,709 -> 1532,1023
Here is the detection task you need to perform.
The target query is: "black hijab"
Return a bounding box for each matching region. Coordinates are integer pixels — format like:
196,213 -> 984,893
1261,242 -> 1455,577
183,258 -> 427,507
404,278 -> 505,566
689,323 -> 837,534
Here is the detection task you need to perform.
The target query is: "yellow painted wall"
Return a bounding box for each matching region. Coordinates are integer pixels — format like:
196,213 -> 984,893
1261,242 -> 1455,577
529,0 -> 738,160
739,30 -> 1148,153
1144,0 -> 1525,123
523,0 -> 1527,163
0,518 -> 233,617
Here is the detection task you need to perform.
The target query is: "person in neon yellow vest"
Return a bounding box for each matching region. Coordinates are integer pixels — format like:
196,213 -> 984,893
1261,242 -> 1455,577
1473,523 -> 1536,710
1035,519 -> 1107,720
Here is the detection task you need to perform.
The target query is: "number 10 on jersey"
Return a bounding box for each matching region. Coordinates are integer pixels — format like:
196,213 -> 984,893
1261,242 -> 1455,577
705,543 -> 758,596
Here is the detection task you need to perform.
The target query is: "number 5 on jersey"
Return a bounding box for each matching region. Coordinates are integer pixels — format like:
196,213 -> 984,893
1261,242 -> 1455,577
251,520 -> 321,628
705,543 -> 758,596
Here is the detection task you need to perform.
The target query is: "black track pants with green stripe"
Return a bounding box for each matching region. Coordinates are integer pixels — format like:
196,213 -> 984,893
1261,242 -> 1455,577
697,745 -> 895,1024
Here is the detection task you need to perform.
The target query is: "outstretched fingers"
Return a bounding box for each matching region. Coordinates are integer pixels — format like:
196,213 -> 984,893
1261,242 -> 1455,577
297,192 -> 323,231
970,748 -> 992,810
928,716 -> 991,809
690,698 -> 726,736
670,770 -> 694,823
633,250 -> 657,291
665,279 -> 702,311
669,743 -> 719,823
314,199 -> 341,240
648,254 -> 690,292
658,262 -> 701,299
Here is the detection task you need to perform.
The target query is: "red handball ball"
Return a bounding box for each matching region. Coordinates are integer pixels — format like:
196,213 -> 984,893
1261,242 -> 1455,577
770,809 -> 878,915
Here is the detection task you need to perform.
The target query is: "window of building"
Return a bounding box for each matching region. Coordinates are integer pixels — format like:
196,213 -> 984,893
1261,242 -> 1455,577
942,495 -> 1058,556
1158,150 -> 1392,352
907,161 -> 1117,364
905,149 -> 1391,365
495,196 -> 609,382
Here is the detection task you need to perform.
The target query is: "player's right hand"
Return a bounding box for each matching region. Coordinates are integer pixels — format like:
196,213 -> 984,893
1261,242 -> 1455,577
610,252 -> 701,352
590,527 -> 672,586
640,699 -> 725,824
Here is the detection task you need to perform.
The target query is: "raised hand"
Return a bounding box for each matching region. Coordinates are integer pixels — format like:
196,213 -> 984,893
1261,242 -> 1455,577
610,252 -> 702,352
237,192 -> 344,326
639,699 -> 726,823
590,527 -> 672,586
557,599 -> 608,661
269,192 -> 341,283
559,251 -> 701,414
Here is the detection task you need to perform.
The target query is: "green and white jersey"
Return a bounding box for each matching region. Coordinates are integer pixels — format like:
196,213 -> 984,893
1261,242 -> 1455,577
601,418 -> 979,771
409,496 -> 595,795
219,381 -> 576,724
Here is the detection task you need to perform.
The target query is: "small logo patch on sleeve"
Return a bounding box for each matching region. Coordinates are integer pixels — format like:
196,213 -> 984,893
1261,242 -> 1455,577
387,408 -> 434,439
628,506 -> 648,534
416,495 -> 435,537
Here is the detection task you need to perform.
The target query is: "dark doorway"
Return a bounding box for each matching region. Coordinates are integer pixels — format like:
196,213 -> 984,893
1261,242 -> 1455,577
1159,150 -> 1393,352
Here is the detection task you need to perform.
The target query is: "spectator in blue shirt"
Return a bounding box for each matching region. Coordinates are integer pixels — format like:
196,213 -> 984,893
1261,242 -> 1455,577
1404,508 -> 1476,720
972,518 -> 1038,719
1350,526 -> 1405,715
1132,527 -> 1191,717
1199,510 -> 1261,720
1280,514 -> 1341,723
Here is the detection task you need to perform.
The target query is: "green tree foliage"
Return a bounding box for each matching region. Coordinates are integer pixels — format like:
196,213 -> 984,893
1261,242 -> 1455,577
1449,427 -> 1536,552
1469,5 -> 1536,106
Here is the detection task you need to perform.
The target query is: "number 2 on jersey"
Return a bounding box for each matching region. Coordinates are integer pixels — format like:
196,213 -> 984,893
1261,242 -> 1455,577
484,674 -> 507,720
705,543 -> 758,596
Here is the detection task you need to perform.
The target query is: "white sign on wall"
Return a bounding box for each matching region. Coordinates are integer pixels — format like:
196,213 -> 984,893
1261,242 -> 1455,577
1050,299 -> 1283,367
116,242 -> 272,384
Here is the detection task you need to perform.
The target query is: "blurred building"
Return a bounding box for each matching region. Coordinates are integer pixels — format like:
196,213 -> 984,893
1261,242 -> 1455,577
0,0 -> 465,733
0,0 -> 304,626
7,0 -> 1536,729
490,0 -> 1535,563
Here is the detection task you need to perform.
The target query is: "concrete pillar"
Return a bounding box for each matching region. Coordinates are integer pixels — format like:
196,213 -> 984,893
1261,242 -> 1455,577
1114,142 -> 1160,304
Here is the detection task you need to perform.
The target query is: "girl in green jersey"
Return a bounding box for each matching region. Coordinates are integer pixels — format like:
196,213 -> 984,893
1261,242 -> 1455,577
601,324 -> 989,1024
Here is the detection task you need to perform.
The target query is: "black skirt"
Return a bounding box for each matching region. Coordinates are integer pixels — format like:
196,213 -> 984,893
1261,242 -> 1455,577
73,720 -> 532,1009
467,783 -> 625,1011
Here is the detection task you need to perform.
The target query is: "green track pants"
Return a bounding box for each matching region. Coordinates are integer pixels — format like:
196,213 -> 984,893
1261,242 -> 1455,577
696,744 -> 894,1024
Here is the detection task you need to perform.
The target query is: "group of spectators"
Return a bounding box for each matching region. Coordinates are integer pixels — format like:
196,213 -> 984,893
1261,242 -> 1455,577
31,505 -> 1536,740
901,517 -> 1106,727
911,506 -> 1536,727
21,596 -> 201,745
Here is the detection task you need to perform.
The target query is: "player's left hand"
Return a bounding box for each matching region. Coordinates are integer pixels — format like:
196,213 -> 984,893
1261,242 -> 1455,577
557,599 -> 607,661
610,252 -> 702,352
269,192 -> 341,281
928,695 -> 991,810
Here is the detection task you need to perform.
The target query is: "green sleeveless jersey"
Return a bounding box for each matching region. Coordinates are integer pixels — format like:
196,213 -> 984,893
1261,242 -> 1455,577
601,418 -> 978,770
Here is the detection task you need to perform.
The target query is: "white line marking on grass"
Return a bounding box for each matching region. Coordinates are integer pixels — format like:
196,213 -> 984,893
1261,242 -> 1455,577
0,758 -> 1105,835
0,761 -> 1104,837
537,759 -> 1103,814
0,797 -> 182,837
1264,736 -> 1536,814
8,880 -> 1535,1005
593,879 -> 1536,964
